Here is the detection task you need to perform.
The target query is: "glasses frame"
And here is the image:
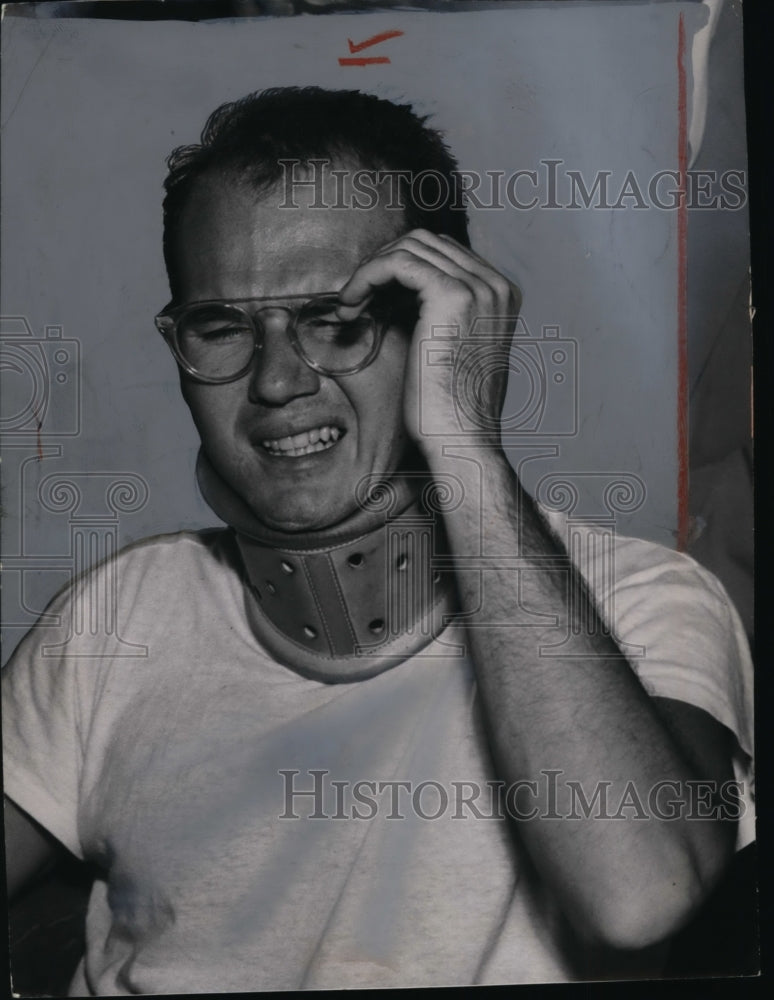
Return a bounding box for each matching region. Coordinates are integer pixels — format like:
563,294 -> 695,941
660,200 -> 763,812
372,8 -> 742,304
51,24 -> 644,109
154,292 -> 388,384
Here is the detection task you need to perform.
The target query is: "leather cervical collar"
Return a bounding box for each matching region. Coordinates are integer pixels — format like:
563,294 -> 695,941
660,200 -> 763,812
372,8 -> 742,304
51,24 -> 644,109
196,451 -> 458,683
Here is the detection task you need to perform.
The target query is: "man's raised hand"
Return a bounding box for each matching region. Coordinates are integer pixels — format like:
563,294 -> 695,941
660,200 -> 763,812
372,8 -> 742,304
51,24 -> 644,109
336,229 -> 521,453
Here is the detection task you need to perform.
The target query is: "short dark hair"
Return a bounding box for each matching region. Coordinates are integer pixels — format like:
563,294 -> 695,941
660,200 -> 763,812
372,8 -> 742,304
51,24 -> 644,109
162,86 -> 470,298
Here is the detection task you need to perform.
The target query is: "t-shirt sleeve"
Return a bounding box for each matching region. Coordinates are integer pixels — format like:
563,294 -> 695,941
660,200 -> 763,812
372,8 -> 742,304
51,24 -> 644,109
606,537 -> 753,752
2,585 -> 88,859
568,520 -> 754,848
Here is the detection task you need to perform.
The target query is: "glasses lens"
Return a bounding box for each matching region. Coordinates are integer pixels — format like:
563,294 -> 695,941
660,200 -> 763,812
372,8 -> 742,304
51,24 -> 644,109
177,304 -> 255,380
296,296 -> 377,374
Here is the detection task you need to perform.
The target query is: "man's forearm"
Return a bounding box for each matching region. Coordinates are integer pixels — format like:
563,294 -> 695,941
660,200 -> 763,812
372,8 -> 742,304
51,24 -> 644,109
427,444 -> 735,949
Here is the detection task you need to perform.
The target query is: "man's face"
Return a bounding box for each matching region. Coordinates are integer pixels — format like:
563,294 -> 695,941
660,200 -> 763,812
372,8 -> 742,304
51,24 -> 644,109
172,171 -> 412,532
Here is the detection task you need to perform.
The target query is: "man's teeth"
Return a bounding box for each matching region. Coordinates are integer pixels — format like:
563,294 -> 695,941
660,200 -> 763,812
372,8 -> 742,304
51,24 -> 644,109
262,426 -> 342,456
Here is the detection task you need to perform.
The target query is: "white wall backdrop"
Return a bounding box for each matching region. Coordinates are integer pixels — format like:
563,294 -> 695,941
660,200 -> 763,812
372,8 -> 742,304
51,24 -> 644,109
2,2 -> 720,658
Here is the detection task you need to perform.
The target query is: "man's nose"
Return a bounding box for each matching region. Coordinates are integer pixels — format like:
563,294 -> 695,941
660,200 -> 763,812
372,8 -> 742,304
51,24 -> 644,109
247,311 -> 320,406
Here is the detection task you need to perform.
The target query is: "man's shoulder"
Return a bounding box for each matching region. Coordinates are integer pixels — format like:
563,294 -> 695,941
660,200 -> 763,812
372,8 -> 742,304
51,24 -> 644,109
44,526 -> 239,613
4,527 -> 243,668
113,526 -> 233,564
539,505 -> 720,589
538,504 -> 748,645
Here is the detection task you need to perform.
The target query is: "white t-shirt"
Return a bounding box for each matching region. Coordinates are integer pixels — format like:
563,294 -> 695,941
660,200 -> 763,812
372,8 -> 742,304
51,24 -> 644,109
2,523 -> 754,994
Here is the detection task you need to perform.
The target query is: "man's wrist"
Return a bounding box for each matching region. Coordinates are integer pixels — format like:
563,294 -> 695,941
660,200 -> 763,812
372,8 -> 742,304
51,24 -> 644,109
416,435 -> 510,477
418,439 -> 519,532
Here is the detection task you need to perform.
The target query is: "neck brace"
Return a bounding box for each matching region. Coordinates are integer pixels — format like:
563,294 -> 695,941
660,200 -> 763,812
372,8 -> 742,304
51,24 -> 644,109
196,451 -> 458,683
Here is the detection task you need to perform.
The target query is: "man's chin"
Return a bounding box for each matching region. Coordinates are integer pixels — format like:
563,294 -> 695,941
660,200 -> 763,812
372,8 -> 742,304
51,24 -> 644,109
249,499 -> 360,535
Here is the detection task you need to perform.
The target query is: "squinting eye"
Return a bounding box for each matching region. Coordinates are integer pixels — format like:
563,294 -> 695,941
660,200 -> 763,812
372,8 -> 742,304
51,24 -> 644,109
302,317 -> 371,342
303,320 -> 347,343
195,326 -> 249,342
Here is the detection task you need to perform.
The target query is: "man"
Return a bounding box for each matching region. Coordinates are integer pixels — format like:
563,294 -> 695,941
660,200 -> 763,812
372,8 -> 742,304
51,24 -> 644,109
3,87 -> 754,992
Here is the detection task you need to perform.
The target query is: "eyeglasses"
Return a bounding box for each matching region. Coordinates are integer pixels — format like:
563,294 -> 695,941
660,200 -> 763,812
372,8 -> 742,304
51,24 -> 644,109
154,292 -> 388,384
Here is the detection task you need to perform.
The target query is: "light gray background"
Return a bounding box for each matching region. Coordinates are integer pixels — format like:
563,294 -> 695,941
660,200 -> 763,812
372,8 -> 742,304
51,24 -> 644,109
2,2 -> 739,658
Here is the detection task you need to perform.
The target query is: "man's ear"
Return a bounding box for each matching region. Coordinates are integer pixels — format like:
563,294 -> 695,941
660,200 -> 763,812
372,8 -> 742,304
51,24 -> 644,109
178,368 -> 196,409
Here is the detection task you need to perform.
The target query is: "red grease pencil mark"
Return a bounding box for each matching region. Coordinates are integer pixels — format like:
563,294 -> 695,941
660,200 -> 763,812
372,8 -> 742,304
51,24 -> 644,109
338,56 -> 391,66
34,403 -> 43,461
339,29 -> 403,66
347,30 -> 403,53
676,12 -> 689,551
